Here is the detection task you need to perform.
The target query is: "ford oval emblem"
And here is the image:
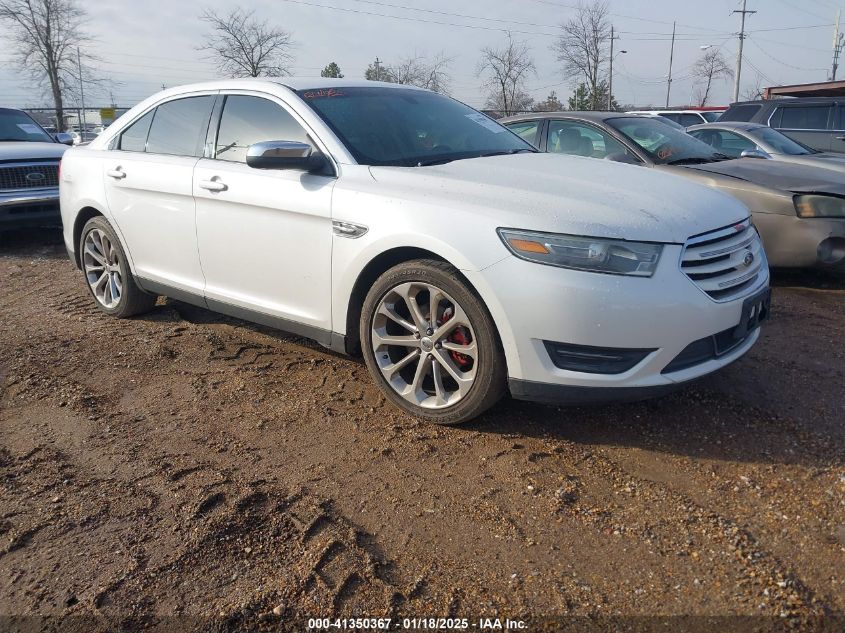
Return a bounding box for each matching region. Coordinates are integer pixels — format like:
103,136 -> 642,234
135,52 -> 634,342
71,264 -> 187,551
743,251 -> 754,267
25,171 -> 46,182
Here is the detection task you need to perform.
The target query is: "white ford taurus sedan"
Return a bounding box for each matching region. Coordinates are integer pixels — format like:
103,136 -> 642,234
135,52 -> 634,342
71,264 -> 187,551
59,78 -> 770,424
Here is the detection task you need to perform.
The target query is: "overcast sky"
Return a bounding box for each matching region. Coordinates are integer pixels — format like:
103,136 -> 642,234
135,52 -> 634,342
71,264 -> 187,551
0,0 -> 841,111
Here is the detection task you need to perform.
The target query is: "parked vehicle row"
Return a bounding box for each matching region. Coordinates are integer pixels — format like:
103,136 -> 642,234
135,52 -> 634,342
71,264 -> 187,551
58,79 -> 772,424
501,111 -> 845,270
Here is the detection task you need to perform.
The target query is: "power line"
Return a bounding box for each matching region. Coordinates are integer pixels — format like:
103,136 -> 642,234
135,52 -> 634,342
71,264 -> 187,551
747,38 -> 828,72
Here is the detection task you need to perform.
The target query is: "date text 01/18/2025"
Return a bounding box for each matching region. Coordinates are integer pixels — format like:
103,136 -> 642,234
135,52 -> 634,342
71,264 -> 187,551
307,617 -> 528,630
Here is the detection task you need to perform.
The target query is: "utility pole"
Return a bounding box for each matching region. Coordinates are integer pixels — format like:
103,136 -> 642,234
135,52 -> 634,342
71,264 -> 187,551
608,26 -> 621,110
665,21 -> 676,108
832,10 -> 844,80
77,47 -> 86,134
732,0 -> 757,103
374,57 -> 382,81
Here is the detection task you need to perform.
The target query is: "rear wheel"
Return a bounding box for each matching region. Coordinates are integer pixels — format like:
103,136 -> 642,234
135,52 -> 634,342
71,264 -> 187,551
361,259 -> 506,424
80,216 -> 157,318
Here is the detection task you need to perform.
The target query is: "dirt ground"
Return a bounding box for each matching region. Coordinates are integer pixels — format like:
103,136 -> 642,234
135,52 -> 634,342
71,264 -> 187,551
1,228 -> 844,632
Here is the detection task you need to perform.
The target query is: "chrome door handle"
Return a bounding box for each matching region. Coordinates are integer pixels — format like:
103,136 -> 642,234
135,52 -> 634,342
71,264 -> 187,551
836,135 -> 845,141
198,179 -> 227,192
106,168 -> 126,179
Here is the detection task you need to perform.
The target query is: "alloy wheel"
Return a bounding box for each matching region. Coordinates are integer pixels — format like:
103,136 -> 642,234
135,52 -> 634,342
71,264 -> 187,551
371,282 -> 478,409
83,228 -> 123,309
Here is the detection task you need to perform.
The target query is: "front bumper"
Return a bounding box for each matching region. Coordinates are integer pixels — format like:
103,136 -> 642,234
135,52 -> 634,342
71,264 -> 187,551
0,188 -> 61,228
754,214 -> 845,269
465,245 -> 769,402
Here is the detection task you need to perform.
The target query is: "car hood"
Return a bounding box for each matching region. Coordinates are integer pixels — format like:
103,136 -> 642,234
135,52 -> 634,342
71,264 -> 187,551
368,153 -> 748,244
0,141 -> 67,162
679,158 -> 845,195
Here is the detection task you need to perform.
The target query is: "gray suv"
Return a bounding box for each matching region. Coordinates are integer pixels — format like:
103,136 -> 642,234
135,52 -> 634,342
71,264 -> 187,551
720,98 -> 845,153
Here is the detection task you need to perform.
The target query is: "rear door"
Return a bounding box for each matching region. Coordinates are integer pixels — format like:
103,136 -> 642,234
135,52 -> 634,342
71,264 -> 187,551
102,94 -> 216,295
193,92 -> 335,335
771,103 -> 833,151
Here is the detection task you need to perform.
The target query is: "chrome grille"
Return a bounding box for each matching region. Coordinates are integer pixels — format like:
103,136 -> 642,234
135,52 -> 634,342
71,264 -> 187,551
0,162 -> 59,191
681,219 -> 765,301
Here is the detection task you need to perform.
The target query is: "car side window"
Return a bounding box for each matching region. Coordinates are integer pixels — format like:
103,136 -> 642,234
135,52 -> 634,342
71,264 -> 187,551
690,129 -> 756,158
776,105 -> 832,131
215,95 -> 311,163
505,121 -> 540,146
547,120 -> 637,162
145,96 -> 216,157
118,110 -> 154,152
658,113 -> 681,124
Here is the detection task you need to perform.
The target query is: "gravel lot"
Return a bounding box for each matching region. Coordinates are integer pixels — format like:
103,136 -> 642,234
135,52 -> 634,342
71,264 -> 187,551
1,228 -> 844,631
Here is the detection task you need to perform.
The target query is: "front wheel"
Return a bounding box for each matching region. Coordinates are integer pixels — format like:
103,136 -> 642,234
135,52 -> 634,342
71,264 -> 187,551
360,259 -> 507,425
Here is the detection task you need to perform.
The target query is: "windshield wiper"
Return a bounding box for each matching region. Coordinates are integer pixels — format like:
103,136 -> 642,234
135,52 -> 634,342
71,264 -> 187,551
415,148 -> 534,167
415,157 -> 458,167
478,148 -> 535,158
666,156 -> 719,165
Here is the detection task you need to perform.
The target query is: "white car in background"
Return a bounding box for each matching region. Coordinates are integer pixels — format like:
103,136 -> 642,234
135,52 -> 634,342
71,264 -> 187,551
59,79 -> 769,424
628,109 -> 725,127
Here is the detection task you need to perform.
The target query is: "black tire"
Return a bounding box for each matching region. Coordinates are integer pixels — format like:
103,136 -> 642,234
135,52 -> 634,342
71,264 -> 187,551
79,216 -> 157,318
360,259 -> 507,425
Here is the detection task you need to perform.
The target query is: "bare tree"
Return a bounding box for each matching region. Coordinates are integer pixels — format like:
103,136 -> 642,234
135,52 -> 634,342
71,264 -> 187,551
385,53 -> 452,93
552,0 -> 611,110
742,73 -> 766,101
0,0 -> 94,128
692,48 -> 733,107
477,32 -> 536,117
199,8 -> 294,78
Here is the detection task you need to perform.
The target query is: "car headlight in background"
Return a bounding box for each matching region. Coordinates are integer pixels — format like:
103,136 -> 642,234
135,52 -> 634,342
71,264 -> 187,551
497,228 -> 663,277
794,194 -> 845,218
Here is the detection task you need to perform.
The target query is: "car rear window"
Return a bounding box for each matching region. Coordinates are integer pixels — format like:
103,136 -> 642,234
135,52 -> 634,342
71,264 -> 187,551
146,96 -> 215,157
719,104 -> 762,122
678,113 -> 704,127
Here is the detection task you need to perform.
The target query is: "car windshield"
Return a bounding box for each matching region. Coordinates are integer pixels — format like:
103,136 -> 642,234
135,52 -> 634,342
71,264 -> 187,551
607,116 -> 726,165
297,86 -> 535,167
0,108 -> 54,143
753,126 -> 815,155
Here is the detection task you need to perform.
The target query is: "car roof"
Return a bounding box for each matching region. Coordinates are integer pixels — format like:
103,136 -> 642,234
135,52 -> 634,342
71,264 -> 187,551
686,122 -> 766,132
627,109 -> 723,114
153,77 -> 425,95
500,111 -> 637,124
728,97 -> 845,107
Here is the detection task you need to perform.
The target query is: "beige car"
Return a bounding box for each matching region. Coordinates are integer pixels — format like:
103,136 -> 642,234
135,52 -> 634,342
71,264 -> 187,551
502,112 -> 845,270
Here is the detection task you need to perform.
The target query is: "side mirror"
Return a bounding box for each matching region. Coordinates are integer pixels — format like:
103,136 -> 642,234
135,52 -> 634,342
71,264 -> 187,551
55,132 -> 74,146
740,148 -> 770,160
245,141 -> 327,172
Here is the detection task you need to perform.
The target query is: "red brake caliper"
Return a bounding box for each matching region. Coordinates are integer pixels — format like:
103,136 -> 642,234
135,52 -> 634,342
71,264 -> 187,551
439,307 -> 472,368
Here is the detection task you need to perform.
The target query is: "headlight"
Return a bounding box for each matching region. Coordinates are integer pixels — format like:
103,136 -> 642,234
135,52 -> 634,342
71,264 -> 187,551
794,194 -> 845,218
497,228 -> 663,277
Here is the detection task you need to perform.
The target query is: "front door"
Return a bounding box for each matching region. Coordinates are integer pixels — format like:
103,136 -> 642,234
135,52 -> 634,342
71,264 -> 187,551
193,93 -> 335,336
